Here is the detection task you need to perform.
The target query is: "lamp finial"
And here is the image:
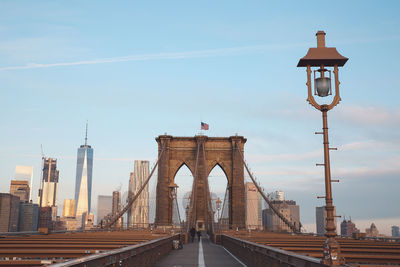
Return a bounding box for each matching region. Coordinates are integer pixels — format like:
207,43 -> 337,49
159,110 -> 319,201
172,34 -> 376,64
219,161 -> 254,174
316,31 -> 326,48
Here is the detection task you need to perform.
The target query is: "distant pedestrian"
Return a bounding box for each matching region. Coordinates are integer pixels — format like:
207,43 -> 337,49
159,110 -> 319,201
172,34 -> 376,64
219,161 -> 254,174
190,227 -> 196,242
197,230 -> 201,242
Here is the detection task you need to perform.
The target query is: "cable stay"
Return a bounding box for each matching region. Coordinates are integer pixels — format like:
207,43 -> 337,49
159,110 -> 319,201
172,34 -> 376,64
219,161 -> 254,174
103,141 -> 167,229
217,183 -> 229,231
172,195 -> 182,227
201,141 -> 214,235
186,141 -> 201,232
235,142 -> 302,233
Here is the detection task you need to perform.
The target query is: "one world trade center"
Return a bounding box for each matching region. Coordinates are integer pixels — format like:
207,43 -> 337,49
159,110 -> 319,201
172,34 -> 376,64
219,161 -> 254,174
74,123 -> 94,220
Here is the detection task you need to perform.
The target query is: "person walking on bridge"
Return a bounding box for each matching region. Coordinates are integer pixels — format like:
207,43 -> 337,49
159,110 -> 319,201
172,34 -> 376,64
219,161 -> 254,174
189,227 -> 196,242
197,230 -> 201,242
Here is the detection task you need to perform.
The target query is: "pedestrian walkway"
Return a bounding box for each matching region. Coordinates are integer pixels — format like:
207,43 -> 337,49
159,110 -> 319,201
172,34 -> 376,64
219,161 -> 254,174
153,236 -> 246,267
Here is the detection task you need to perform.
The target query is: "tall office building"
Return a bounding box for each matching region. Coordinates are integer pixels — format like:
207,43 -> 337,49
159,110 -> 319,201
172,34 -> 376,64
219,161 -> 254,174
340,218 -> 358,236
63,199 -> 76,218
127,160 -> 149,228
112,191 -> 123,228
10,180 -> 30,203
14,165 -> 34,201
74,123 -> 94,218
0,193 -> 20,232
97,195 -> 112,224
263,199 -> 300,232
38,158 -> 59,208
392,226 -> 400,237
316,206 -> 337,235
245,182 -> 262,230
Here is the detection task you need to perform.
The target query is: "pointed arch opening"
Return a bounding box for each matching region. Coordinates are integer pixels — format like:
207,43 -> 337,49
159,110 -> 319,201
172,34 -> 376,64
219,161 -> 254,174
208,163 -> 229,223
173,163 -> 194,226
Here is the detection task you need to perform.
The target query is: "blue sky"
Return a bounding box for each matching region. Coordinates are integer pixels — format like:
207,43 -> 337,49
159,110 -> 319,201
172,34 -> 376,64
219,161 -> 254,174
0,1 -> 399,234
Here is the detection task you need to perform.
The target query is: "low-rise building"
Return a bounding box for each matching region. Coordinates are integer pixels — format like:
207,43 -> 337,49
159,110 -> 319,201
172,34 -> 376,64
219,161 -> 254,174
18,202 -> 39,232
366,223 -> 379,237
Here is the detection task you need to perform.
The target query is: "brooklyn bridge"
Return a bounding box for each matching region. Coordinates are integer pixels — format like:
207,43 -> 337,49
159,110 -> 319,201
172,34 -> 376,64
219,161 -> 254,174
1,134 -> 400,267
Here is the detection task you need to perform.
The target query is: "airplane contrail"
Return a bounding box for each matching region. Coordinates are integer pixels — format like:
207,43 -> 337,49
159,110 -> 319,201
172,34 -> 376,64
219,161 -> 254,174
0,43 -> 306,71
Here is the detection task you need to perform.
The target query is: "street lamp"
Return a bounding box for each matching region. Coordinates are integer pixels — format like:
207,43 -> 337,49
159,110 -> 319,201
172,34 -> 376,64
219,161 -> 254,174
216,197 -> 222,232
169,182 -> 179,200
216,197 -> 222,221
168,182 -> 179,227
297,31 -> 348,266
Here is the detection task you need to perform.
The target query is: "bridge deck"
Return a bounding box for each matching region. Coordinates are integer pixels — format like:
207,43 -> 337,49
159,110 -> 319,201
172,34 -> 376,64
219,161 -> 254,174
154,236 -> 245,267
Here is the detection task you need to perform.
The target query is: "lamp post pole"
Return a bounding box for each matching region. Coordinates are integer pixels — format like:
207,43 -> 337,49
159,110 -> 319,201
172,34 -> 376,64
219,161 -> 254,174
298,31 -> 348,266
321,105 -> 341,264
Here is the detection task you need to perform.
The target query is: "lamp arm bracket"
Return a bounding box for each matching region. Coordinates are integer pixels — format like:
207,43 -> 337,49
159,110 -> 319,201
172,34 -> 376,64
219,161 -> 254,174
327,65 -> 341,110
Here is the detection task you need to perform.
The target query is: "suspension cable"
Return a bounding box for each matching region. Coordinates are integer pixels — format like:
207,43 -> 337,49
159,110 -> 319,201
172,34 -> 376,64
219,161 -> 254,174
235,142 -> 301,233
202,141 -> 214,234
218,183 -> 229,230
104,141 -> 167,229
187,141 -> 201,232
174,197 -> 182,227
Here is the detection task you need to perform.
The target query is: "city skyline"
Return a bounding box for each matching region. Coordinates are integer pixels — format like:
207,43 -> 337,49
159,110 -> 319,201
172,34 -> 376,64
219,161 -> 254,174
0,1 -> 399,235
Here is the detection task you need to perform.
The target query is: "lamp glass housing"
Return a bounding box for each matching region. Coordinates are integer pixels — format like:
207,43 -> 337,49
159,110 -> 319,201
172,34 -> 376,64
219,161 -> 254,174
314,68 -> 332,97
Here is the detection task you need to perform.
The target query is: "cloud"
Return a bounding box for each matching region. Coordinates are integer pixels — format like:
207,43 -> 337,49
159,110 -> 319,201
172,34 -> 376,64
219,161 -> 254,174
336,105 -> 400,126
95,157 -> 155,162
338,139 -> 400,152
0,42 -> 307,71
336,166 -> 400,180
247,149 -> 322,163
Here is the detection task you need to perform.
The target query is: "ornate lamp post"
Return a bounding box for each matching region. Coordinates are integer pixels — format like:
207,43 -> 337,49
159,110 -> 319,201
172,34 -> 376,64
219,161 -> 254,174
297,31 -> 348,266
169,182 -> 179,200
168,182 -> 179,227
216,197 -> 222,232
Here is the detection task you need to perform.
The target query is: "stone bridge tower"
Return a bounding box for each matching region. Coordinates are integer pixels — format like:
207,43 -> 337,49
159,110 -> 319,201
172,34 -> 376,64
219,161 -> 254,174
155,135 -> 246,230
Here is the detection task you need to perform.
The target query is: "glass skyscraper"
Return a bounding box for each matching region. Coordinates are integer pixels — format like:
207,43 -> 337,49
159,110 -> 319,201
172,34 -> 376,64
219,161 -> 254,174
74,124 -> 94,218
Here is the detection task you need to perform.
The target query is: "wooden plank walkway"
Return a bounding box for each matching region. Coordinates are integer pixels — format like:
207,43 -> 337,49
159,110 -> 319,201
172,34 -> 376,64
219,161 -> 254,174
154,236 -> 245,267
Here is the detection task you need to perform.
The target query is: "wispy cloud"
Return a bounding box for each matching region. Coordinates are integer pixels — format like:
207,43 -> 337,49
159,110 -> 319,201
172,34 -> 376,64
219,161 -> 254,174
336,105 -> 400,126
0,43 -> 306,71
95,157 -> 155,162
247,149 -> 322,163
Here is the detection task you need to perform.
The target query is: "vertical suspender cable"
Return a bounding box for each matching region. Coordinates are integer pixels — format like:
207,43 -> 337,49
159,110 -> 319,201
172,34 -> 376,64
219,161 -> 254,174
235,142 -> 301,233
104,141 -> 167,229
187,142 -> 201,232
202,141 -> 214,234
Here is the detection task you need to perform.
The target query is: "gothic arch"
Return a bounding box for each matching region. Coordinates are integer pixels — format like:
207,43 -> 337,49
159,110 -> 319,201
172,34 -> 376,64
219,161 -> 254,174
207,161 -> 231,185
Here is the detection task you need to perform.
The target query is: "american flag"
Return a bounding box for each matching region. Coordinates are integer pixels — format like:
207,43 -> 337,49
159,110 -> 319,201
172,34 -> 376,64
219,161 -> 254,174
201,122 -> 209,130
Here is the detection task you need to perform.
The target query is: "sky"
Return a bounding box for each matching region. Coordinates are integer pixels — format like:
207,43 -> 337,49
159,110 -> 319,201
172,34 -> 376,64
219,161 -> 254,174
0,1 -> 399,235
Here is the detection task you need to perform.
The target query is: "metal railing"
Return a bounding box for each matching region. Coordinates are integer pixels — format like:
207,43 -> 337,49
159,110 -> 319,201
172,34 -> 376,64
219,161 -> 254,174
49,234 -> 180,267
220,234 -> 330,267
